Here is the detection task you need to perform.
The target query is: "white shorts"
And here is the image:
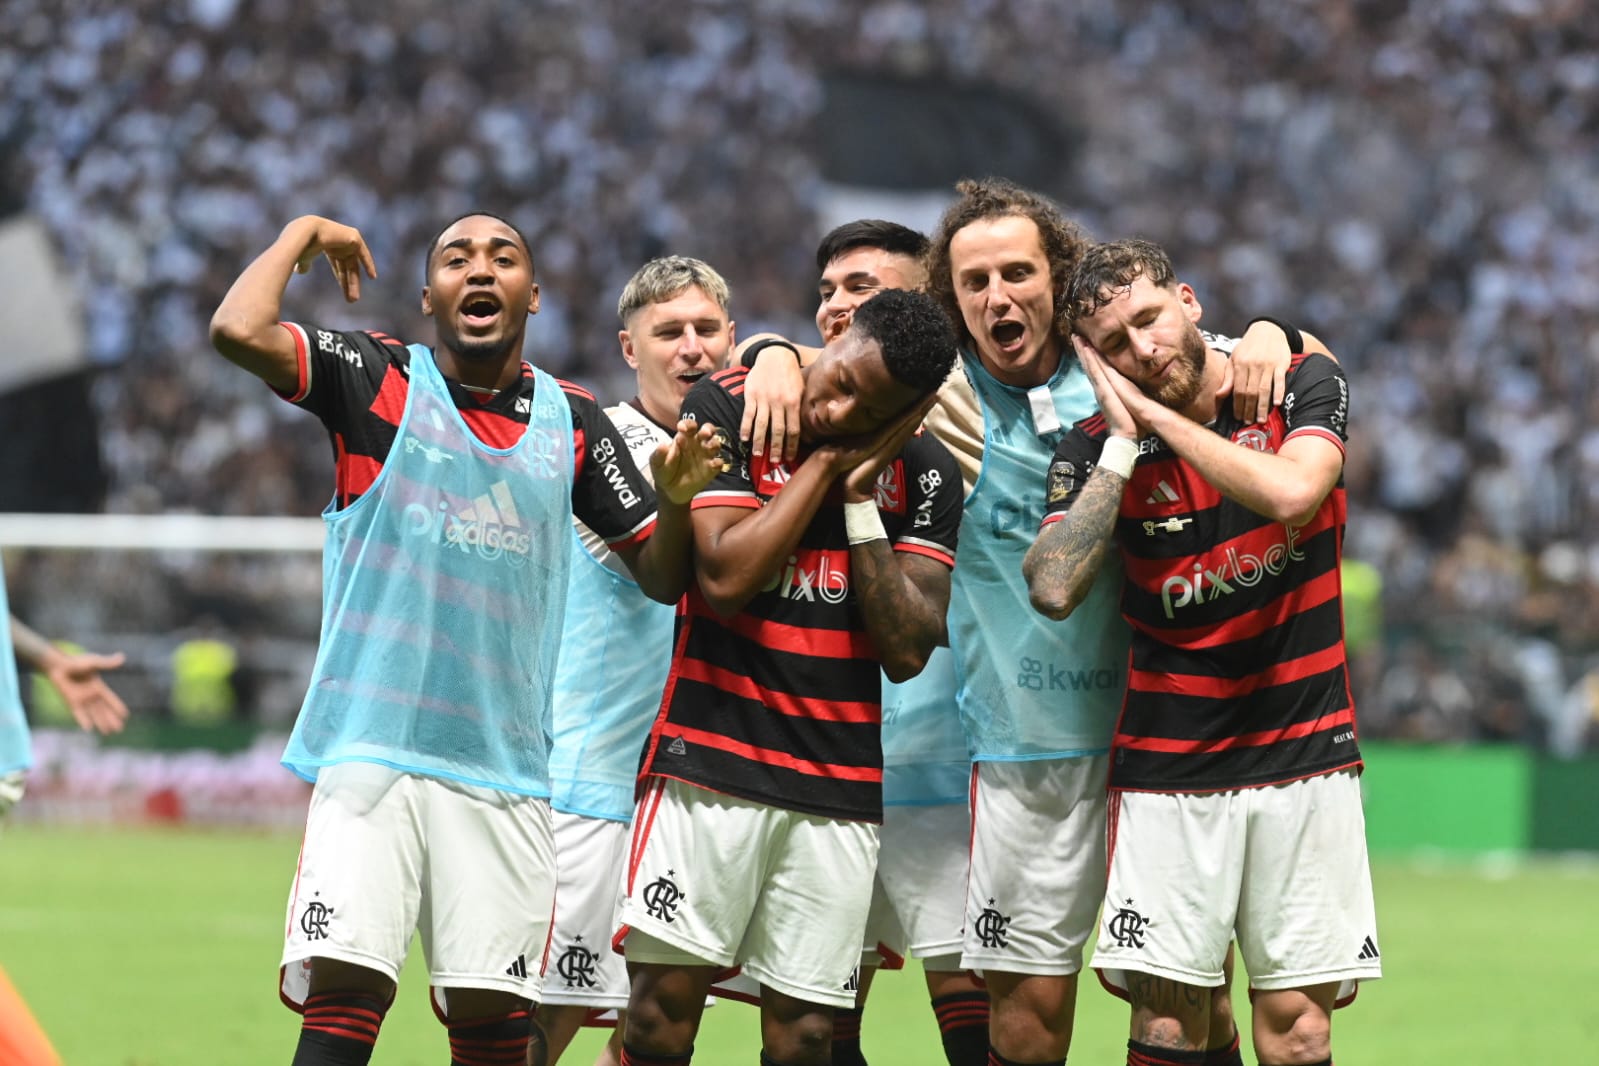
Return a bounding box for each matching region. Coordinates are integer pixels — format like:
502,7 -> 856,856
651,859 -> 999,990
618,777 -> 878,1009
962,756 -> 1108,977
280,761 -> 556,1011
862,801 -> 969,971
542,811 -> 631,1010
1093,769 -> 1381,1005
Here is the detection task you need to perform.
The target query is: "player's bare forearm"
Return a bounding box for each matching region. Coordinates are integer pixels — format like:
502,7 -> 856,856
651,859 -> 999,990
1302,329 -> 1337,362
1023,469 -> 1122,620
10,615 -> 129,734
209,217 -> 323,390
211,216 -> 374,393
692,461 -> 842,617
853,547 -> 949,683
1142,405 -> 1343,527
628,496 -> 697,604
9,615 -> 55,670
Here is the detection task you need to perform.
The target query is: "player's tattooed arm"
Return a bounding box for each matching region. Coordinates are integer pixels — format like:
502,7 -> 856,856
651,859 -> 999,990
852,546 -> 950,683
1022,465 -> 1123,621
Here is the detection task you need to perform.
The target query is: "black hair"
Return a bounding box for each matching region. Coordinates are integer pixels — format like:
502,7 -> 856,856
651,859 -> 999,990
814,218 -> 930,273
850,287 -> 958,393
424,212 -> 534,282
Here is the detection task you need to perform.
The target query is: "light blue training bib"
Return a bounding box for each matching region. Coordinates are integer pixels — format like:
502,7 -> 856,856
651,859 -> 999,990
283,347 -> 574,794
949,351 -> 1127,760
880,645 -> 971,806
0,561 -> 29,774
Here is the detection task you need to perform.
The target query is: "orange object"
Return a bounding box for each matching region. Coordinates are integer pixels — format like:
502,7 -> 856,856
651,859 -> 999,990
0,966 -> 61,1066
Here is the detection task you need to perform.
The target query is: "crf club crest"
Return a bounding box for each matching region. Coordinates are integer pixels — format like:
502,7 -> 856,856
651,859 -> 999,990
556,936 -> 599,989
872,459 -> 907,514
1107,901 -> 1149,949
1231,426 -> 1273,453
300,894 -> 334,941
643,870 -> 685,923
974,898 -> 1011,949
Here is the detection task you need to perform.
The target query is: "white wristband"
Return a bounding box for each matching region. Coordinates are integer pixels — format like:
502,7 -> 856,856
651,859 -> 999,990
843,500 -> 888,545
1098,436 -> 1139,480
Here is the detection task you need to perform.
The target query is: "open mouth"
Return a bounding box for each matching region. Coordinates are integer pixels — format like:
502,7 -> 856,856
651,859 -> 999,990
991,321 -> 1025,346
677,369 -> 707,387
461,293 -> 502,326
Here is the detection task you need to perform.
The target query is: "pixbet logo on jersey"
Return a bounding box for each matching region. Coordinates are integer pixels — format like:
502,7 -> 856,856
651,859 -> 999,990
1159,523 -> 1306,619
761,548 -> 850,604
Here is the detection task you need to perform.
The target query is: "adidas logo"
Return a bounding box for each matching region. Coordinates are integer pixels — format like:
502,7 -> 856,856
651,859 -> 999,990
427,480 -> 533,559
1356,935 -> 1380,961
459,481 -> 523,528
667,737 -> 687,756
1145,480 -> 1180,505
505,954 -> 529,979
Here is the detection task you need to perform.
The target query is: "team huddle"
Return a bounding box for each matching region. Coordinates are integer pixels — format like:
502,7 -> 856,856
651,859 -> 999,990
208,177 -> 1379,1066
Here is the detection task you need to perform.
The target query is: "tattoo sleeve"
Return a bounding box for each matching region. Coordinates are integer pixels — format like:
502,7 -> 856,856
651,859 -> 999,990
1023,467 -> 1125,620
852,541 -> 948,682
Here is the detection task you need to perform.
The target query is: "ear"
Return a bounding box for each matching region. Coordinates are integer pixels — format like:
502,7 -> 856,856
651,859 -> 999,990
619,329 -> 639,369
726,320 -> 737,357
527,282 -> 540,316
1177,282 -> 1202,325
421,286 -> 433,316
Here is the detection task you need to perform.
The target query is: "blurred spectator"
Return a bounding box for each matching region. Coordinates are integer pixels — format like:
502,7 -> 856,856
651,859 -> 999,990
2,0 -> 1597,750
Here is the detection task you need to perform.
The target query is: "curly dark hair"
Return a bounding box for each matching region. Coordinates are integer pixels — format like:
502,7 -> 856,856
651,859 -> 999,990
1065,238 -> 1177,324
815,219 -> 929,272
925,178 -> 1090,351
850,287 -> 958,393
424,211 -> 534,282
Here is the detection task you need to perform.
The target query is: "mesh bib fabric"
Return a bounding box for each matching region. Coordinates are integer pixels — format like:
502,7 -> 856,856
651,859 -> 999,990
283,347 -> 574,794
950,352 -> 1127,760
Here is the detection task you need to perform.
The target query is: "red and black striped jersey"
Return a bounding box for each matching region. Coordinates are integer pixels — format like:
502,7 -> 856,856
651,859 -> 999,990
276,322 -> 657,548
639,367 -> 963,823
1042,353 -> 1358,793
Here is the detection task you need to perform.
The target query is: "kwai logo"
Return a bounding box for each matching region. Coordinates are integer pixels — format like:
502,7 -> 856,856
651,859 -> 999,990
404,481 -> 533,565
590,437 -> 641,509
1159,523 -> 1305,619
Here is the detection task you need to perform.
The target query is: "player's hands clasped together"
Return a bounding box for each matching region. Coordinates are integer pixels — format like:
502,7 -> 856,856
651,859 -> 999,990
821,395 -> 939,502
1072,335 -> 1150,441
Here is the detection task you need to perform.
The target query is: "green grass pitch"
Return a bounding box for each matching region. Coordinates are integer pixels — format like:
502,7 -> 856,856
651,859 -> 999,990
2,826 -> 1596,1064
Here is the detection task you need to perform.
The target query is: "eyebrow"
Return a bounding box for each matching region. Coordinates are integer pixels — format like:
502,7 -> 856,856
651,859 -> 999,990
439,236 -> 522,256
651,317 -> 723,333
820,270 -> 877,292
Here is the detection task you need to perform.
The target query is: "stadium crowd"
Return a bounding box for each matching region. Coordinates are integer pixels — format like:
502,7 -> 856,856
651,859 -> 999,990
2,0 -> 1598,752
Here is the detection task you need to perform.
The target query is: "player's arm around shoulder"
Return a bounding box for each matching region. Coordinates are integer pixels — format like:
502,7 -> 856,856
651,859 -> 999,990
1023,424 -> 1127,622
669,373 -> 835,617
1151,353 -> 1349,528
922,356 -> 984,495
210,215 -> 376,394
852,431 -> 960,683
736,332 -> 819,463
